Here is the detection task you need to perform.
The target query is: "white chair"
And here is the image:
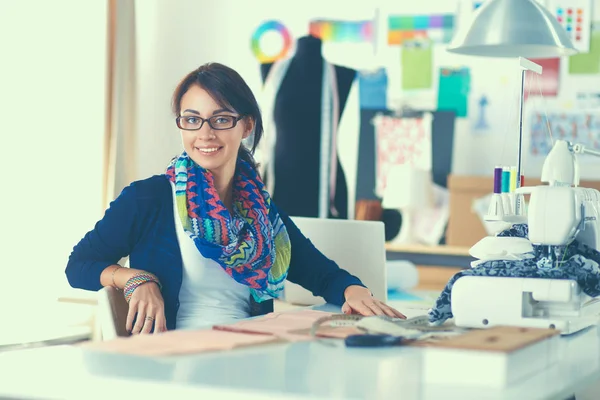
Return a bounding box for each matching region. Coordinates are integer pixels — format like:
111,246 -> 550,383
96,286 -> 129,340
284,217 -> 388,305
95,217 -> 389,336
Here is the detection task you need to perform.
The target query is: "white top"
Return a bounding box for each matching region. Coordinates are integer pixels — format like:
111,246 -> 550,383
171,183 -> 250,330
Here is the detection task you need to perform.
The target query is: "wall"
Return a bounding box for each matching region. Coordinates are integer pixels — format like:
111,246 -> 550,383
134,0 -> 600,204
0,0 -> 106,303
134,0 -> 377,180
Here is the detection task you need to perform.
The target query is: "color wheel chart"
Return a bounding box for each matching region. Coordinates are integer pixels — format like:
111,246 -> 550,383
309,20 -> 373,43
251,20 -> 293,63
388,14 -> 454,45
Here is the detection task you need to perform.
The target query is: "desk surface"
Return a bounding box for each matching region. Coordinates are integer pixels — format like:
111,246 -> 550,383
1,305 -> 599,400
385,243 -> 471,256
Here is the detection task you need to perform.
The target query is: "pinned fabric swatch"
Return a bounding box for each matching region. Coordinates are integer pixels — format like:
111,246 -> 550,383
524,58 -> 560,97
373,113 -> 433,197
437,67 -> 470,118
529,110 -> 600,157
401,40 -> 433,90
358,68 -> 388,109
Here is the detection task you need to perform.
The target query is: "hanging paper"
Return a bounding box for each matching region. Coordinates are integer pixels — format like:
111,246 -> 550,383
358,68 -> 388,109
524,58 -> 560,98
437,67 -> 470,118
388,14 -> 454,45
550,0 -> 592,53
569,25 -> 600,74
530,110 -> 600,157
309,20 -> 373,43
373,113 -> 433,197
473,94 -> 490,133
401,40 -> 433,90
576,92 -> 600,109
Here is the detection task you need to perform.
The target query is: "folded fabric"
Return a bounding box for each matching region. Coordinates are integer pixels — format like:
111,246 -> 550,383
469,236 -> 534,262
428,224 -> 600,324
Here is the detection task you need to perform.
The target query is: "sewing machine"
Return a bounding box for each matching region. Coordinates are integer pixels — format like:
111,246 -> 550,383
452,140 -> 600,335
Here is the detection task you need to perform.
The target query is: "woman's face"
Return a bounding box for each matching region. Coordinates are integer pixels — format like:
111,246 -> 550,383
178,84 -> 252,176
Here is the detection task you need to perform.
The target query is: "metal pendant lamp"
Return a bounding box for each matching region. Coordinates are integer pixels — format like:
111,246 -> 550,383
448,0 -> 578,58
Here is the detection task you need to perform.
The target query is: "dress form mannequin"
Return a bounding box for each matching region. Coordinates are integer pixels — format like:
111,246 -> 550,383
260,35 -> 356,219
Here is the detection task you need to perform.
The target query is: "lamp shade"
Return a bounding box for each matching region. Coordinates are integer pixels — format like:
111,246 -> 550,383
448,0 -> 578,58
382,165 -> 432,209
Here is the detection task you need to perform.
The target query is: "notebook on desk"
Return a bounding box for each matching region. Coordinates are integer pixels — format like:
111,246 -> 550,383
285,217 -> 387,305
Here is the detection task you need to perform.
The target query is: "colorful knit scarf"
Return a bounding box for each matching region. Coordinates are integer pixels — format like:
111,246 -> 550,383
165,152 -> 291,302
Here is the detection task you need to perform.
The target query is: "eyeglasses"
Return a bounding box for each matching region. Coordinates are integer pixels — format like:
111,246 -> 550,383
175,114 -> 244,131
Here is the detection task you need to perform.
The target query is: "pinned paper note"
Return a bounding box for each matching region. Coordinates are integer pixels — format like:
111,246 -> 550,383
373,113 -> 433,197
388,14 -> 454,45
437,67 -> 470,118
550,0 -> 592,53
576,92 -> 600,108
401,40 -> 433,90
530,110 -> 600,157
525,58 -> 560,97
569,26 -> 600,74
473,94 -> 490,132
358,68 -> 388,109
309,19 -> 373,43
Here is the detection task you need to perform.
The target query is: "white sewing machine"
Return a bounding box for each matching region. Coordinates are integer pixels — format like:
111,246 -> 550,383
452,140 -> 600,334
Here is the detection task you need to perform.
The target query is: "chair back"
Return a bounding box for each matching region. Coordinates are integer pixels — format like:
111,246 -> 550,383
97,286 -> 130,340
284,217 -> 388,305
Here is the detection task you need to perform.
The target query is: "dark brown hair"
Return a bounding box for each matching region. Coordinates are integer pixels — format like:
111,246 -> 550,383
172,62 -> 263,169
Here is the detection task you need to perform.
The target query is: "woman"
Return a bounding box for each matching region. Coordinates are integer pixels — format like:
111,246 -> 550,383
66,62 -> 405,335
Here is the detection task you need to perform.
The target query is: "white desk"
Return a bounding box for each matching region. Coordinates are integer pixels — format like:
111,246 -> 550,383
1,304 -> 599,400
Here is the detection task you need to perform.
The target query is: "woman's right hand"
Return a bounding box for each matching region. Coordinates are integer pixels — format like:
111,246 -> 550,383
126,281 -> 167,335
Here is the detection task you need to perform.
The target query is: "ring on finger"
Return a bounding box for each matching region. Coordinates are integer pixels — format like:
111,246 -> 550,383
145,316 -> 155,321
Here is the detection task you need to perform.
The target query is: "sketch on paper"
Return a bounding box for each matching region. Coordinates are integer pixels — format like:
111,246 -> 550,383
530,111 -> 600,157
373,114 -> 432,197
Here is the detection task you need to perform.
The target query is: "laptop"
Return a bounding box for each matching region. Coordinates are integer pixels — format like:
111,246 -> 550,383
284,217 -> 388,305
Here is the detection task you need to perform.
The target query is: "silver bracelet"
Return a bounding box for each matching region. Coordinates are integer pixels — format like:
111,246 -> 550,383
111,266 -> 122,289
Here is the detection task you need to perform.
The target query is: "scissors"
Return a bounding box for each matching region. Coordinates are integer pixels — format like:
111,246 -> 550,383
344,334 -> 406,347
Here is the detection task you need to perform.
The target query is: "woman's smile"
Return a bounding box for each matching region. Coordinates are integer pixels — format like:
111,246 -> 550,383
194,145 -> 224,156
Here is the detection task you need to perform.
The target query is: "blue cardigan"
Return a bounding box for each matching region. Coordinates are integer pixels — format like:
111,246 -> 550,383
66,175 -> 364,330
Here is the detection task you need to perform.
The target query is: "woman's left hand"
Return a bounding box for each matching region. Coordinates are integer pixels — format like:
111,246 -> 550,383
341,285 -> 406,319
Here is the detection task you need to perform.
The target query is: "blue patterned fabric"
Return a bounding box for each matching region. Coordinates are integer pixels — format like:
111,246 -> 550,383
428,224 -> 600,324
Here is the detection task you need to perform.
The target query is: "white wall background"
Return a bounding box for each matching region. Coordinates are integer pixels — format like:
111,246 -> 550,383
0,1 -> 105,307
134,0 -> 600,199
